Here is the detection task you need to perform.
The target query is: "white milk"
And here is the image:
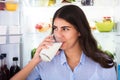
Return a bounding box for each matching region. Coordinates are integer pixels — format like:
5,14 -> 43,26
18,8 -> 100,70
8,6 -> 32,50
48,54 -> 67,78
39,42 -> 62,62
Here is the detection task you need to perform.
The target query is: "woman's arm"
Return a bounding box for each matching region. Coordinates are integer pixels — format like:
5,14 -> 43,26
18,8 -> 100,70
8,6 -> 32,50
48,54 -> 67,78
10,35 -> 54,80
10,58 -> 41,80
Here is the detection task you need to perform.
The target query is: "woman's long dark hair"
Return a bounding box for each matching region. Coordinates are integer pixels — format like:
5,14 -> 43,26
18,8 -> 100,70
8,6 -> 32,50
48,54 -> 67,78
52,5 -> 114,68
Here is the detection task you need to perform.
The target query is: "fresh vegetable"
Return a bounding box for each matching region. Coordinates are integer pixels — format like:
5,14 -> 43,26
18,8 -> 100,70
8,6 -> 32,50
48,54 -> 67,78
31,48 -> 36,59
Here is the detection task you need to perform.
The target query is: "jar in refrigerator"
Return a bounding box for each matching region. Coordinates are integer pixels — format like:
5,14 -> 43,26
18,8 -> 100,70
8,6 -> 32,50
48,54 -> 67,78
48,0 -> 56,6
5,1 -> 18,11
81,0 -> 94,6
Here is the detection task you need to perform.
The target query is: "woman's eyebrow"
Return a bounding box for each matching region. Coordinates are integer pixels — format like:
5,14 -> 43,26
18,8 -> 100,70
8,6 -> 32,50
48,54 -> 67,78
61,26 -> 72,28
53,25 -> 72,28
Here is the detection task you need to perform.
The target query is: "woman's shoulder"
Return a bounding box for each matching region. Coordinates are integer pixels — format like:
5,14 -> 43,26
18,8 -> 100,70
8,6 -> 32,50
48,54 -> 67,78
85,53 -> 116,72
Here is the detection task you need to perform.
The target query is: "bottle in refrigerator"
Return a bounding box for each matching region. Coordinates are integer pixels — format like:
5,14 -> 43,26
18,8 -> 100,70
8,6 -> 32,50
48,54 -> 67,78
1,53 -> 10,80
10,57 -> 21,78
0,55 -> 7,80
0,55 -> 4,80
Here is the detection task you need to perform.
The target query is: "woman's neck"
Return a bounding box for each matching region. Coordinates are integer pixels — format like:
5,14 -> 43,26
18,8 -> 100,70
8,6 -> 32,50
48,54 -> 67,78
65,46 -> 82,71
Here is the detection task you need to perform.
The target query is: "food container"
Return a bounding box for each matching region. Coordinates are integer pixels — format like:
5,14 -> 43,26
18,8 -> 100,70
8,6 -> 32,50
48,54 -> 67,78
5,1 -> 18,11
95,22 -> 115,32
29,0 -> 49,7
0,1 -> 5,10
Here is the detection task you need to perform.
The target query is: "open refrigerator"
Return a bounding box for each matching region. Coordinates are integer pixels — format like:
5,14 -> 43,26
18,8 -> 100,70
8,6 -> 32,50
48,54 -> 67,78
0,0 -> 21,69
1,1 -> 120,80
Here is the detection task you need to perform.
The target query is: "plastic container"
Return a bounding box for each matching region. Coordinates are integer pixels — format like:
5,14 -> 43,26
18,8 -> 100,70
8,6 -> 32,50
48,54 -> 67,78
5,1 -> 18,11
95,22 -> 115,32
29,0 -> 49,7
0,1 -> 5,10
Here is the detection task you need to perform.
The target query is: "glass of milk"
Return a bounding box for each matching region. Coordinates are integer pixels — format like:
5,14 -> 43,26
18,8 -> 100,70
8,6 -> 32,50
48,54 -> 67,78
39,35 -> 62,62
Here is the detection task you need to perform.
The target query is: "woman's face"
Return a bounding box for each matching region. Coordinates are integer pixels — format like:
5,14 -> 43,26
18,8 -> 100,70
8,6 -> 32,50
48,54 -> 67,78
53,18 -> 80,51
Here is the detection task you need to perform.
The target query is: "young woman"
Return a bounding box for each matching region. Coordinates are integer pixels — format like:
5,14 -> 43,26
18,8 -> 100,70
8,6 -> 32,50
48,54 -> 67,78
10,5 -> 117,80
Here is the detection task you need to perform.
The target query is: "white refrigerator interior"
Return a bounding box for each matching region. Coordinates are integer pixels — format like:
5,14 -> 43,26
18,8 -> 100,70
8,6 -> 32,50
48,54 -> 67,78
0,0 -> 21,68
21,7 -> 58,67
1,0 -> 120,68
21,5 -> 120,67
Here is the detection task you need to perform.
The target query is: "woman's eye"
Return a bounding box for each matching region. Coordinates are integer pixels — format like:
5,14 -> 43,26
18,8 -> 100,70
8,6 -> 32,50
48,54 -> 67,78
53,26 -> 57,30
52,26 -> 70,31
62,27 -> 69,31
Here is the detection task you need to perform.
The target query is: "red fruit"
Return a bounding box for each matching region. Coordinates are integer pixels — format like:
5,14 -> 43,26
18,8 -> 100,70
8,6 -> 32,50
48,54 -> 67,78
35,24 -> 42,29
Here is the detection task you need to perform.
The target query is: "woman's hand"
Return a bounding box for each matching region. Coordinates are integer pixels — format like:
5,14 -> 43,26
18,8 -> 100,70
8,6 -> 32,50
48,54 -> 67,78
10,35 -> 55,80
32,35 -> 54,63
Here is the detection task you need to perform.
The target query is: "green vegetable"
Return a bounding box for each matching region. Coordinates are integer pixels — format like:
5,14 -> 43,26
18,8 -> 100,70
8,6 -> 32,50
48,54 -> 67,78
31,48 -> 37,59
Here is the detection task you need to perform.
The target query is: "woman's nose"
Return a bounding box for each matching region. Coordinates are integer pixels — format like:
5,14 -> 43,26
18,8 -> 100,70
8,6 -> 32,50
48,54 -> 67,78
54,30 -> 63,42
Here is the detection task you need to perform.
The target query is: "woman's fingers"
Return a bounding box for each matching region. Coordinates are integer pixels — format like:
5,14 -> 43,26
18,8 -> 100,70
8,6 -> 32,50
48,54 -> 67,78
36,35 -> 54,54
